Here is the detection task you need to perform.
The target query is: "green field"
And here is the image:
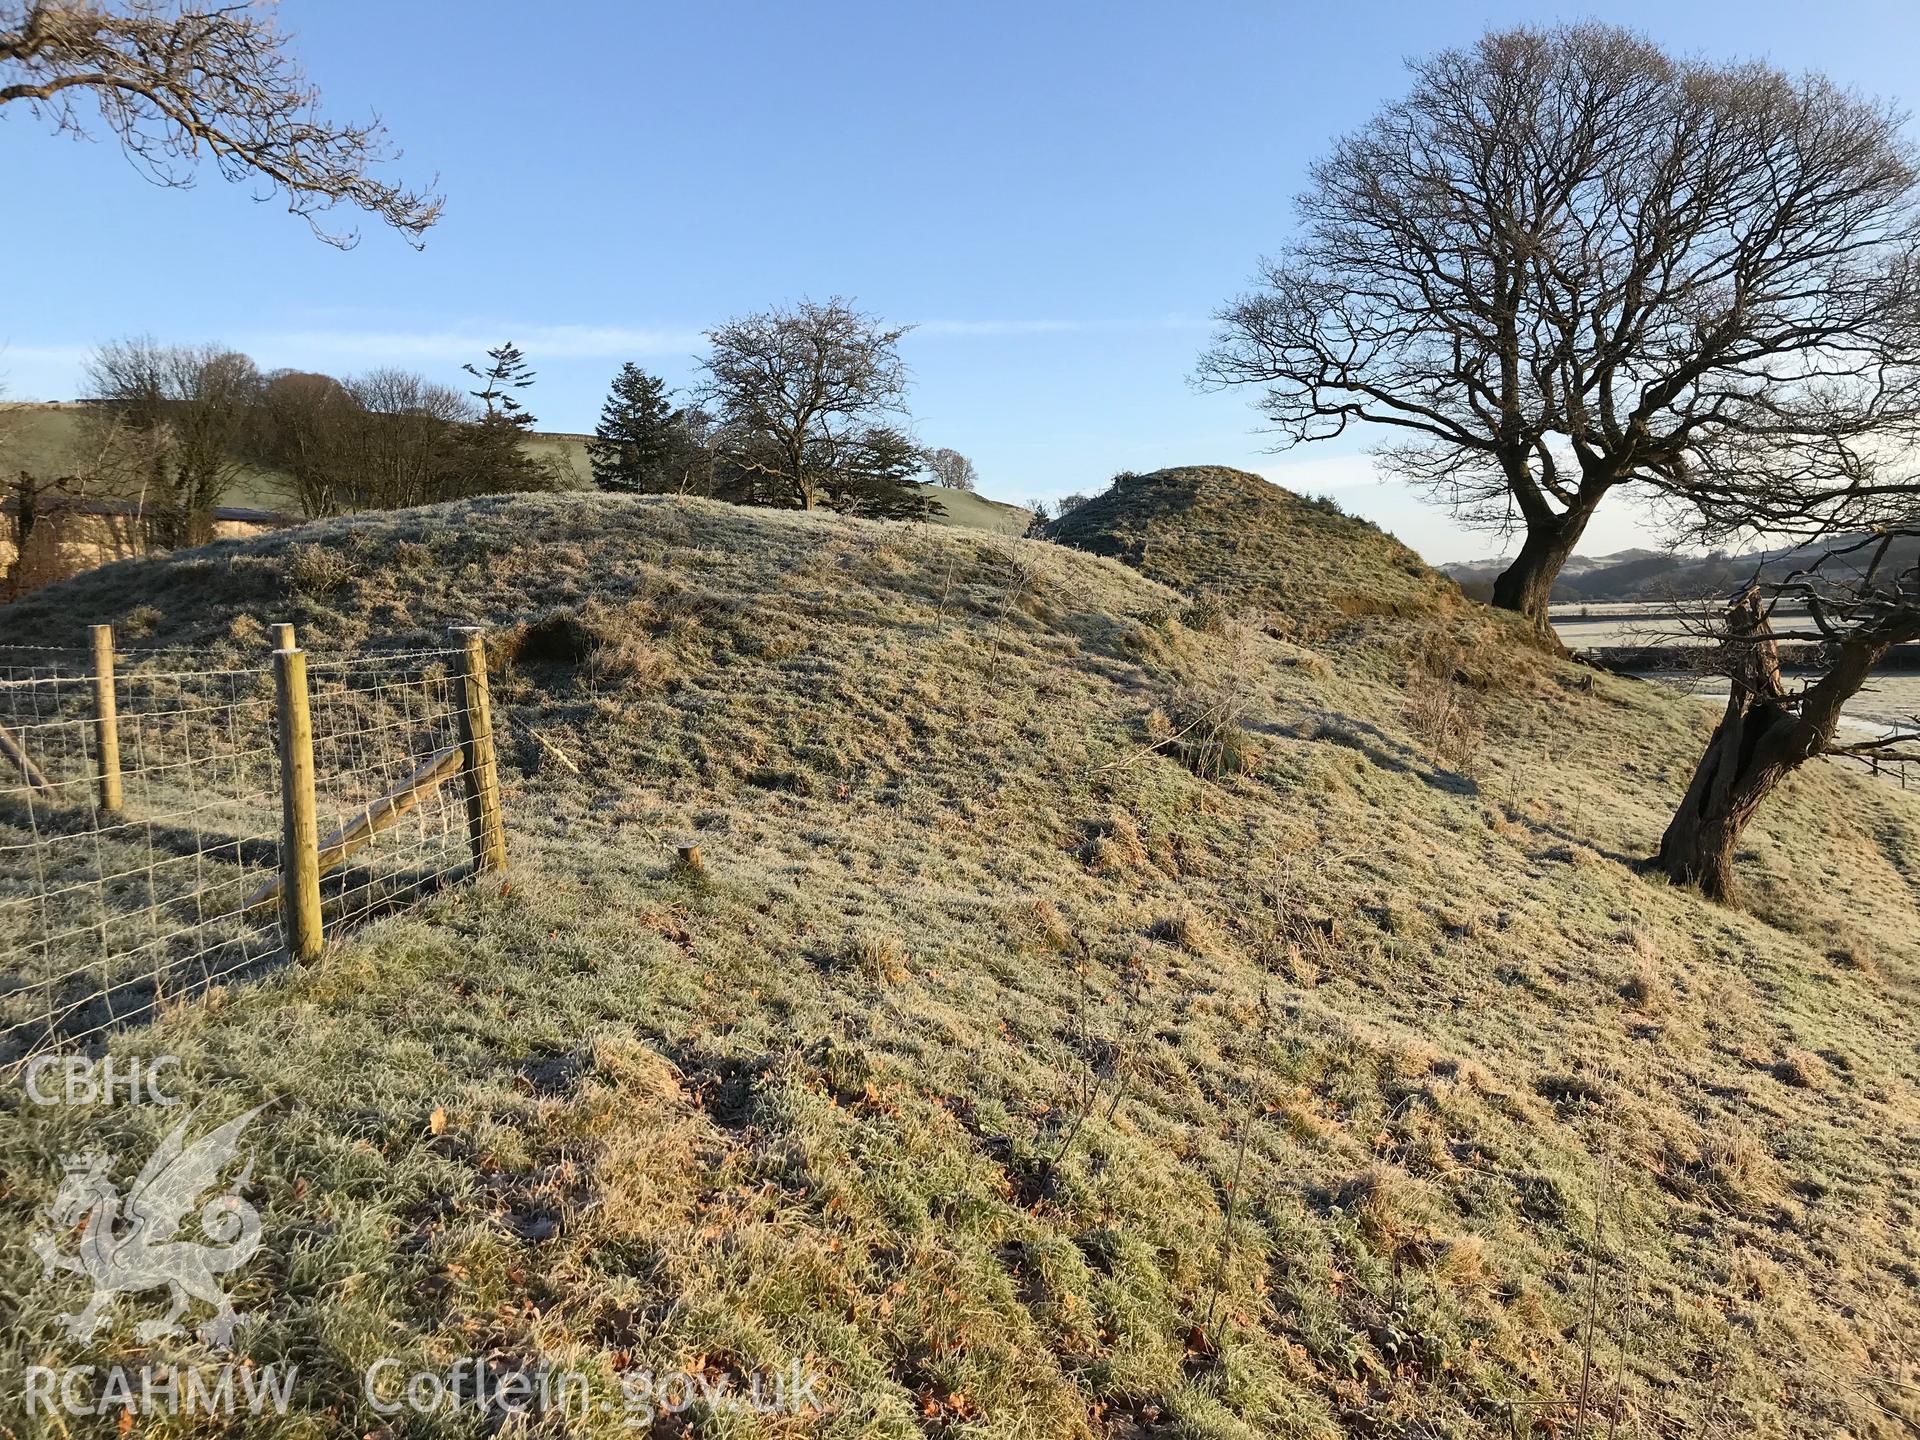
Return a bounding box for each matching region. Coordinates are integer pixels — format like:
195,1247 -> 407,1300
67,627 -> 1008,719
1,471 -> 1916,1435
0,403 -> 296,511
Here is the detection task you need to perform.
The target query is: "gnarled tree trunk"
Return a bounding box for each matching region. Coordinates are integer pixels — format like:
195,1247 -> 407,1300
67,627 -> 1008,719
1490,503 -> 1598,642
1657,592 -> 1892,900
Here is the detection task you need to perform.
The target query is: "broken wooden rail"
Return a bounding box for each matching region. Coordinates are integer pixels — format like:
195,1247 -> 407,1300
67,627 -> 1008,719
0,624 -> 121,804
258,627 -> 507,961
244,743 -> 465,914
0,718 -> 55,797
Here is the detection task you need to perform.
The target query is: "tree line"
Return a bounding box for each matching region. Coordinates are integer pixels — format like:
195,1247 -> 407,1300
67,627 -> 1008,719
68,337 -> 558,545
54,299 -> 983,546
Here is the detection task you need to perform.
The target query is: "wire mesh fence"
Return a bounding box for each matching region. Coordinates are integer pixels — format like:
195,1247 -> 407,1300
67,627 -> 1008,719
0,633 -> 496,1071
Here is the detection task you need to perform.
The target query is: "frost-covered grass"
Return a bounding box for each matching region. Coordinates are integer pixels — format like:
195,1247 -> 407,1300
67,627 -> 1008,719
1,487 -> 1918,1436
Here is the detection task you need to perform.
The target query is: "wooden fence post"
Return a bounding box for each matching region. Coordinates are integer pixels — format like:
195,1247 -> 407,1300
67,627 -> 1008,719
274,622 -> 297,651
274,645 -> 324,963
451,626 -> 508,874
90,624 -> 121,813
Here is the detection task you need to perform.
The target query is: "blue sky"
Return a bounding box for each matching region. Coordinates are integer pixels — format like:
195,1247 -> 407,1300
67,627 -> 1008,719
4,0 -> 1918,563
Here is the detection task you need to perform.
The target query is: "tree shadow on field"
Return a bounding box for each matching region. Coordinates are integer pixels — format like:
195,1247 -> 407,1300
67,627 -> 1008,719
1303,713 -> 1481,798
1504,810 -> 1643,870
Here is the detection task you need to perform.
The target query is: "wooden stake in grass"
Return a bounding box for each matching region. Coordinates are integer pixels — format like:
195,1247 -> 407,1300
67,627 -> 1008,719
274,622 -> 298,652
90,624 -> 122,813
451,627 -> 508,874
274,644 -> 324,963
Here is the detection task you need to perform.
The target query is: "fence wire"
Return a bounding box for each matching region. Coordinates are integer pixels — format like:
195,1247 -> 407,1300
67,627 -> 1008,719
0,641 -> 476,1070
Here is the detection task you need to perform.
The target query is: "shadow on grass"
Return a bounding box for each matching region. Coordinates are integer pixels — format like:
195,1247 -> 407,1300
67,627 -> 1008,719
1,845 -> 472,1071
1303,714 -> 1482,798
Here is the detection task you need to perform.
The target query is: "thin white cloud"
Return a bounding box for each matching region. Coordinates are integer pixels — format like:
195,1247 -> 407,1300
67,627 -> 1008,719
257,323 -> 704,363
0,342 -> 94,370
0,325 -> 703,397
917,319 -> 1087,337
0,342 -> 94,400
917,315 -> 1210,339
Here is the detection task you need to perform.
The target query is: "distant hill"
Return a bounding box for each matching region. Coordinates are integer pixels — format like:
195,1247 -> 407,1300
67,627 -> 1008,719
1446,534 -> 1920,603
0,401 -> 297,511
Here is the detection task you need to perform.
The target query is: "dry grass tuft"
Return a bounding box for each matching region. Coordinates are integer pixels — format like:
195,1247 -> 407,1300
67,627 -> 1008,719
1017,898 -> 1079,955
1082,809 -> 1149,874
227,612 -> 267,648
1619,961 -> 1668,1012
1827,932 -> 1882,981
287,542 -> 357,595
1340,1162 -> 1422,1253
1693,1121 -> 1781,1202
1158,681 -> 1259,779
842,931 -> 909,985
584,631 -> 672,690
1147,908 -> 1213,957
1429,1233 -> 1491,1293
119,601 -> 162,639
1771,1046 -> 1830,1090
1403,670 -> 1486,775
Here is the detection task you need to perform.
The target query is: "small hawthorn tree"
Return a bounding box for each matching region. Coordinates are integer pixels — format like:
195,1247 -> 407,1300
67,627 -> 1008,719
0,0 -> 441,246
922,446 -> 978,492
1658,533 -> 1920,899
698,299 -> 916,513
1198,23 -> 1920,638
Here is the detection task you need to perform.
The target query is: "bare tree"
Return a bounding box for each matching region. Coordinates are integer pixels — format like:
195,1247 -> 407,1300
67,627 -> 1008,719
698,299 -> 913,512
1198,24 -> 1920,638
0,0 -> 441,247
250,368 -> 358,517
922,446 -> 978,492
339,367 -> 470,510
1658,533 -> 1920,899
85,337 -> 261,545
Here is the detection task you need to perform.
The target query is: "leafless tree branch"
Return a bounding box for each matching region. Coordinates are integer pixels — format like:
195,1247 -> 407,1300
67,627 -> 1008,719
0,0 -> 442,247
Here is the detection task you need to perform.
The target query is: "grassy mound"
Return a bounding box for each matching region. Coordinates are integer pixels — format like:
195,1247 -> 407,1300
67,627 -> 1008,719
2,491 -> 1918,1436
1048,466 -> 1462,637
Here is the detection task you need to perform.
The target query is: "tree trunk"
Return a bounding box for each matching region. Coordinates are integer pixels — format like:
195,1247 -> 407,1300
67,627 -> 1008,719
6,471 -> 36,599
1490,507 -> 1594,639
1656,593 -> 1885,900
